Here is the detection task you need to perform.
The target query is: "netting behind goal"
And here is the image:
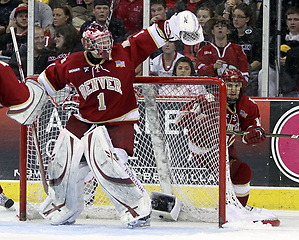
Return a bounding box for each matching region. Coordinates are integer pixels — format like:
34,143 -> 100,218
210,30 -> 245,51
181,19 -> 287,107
19,76 -> 227,226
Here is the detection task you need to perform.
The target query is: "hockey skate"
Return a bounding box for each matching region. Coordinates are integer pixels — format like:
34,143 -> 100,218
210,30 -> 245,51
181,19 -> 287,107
0,192 -> 15,210
127,214 -> 151,228
245,205 -> 280,226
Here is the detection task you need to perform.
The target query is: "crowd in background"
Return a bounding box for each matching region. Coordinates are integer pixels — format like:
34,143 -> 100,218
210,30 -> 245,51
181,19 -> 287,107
0,0 -> 298,97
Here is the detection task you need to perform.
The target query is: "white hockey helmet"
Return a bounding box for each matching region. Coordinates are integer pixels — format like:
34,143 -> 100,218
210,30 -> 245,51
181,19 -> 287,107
82,23 -> 113,60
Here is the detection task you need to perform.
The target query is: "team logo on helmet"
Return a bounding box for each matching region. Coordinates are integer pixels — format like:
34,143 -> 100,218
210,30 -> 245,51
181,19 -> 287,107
82,23 -> 113,60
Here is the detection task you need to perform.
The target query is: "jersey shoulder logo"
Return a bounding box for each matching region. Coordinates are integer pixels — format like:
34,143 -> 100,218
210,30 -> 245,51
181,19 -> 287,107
115,60 -> 125,68
240,109 -> 248,118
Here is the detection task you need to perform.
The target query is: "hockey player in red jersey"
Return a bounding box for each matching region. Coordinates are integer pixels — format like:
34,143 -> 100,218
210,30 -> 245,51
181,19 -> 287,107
222,68 -> 265,206
176,68 -> 280,226
36,11 -> 204,227
177,69 -> 265,206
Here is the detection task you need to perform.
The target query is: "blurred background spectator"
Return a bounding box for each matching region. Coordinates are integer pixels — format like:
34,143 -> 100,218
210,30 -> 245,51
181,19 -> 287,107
45,4 -> 73,46
229,3 -> 261,96
159,56 -> 207,96
150,41 -> 184,76
80,0 -> 126,43
0,0 -> 22,36
0,6 -> 28,58
48,24 -> 83,60
183,5 -> 214,62
112,0 -> 143,34
195,16 -> 249,81
8,0 -> 53,33
9,25 -> 56,79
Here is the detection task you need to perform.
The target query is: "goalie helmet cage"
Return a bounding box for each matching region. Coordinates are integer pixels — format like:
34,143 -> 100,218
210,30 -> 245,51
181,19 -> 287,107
19,76 -> 227,227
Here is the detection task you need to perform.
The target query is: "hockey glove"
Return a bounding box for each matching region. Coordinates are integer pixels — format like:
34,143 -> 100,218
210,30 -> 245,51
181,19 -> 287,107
164,10 -> 204,45
243,126 -> 265,145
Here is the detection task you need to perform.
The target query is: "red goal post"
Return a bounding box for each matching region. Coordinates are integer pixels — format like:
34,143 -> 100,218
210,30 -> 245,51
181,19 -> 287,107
19,76 -> 227,226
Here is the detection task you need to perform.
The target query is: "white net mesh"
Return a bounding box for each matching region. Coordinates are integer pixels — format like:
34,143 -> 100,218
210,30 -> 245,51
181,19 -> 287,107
23,77 -> 228,223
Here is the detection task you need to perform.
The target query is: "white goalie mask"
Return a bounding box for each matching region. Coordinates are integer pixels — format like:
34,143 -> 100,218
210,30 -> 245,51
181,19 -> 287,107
82,23 -> 113,60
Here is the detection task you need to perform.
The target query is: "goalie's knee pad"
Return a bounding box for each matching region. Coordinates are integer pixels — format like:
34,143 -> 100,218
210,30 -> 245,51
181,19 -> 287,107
39,129 -> 90,225
82,126 -> 151,225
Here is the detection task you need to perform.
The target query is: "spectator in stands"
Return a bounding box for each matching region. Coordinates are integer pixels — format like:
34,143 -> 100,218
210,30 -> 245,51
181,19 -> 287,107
150,0 -> 168,25
0,0 -> 22,36
49,24 -> 84,60
45,4 -> 73,44
195,16 -> 249,81
9,25 -> 56,80
83,0 -> 96,18
49,0 -> 87,8
80,0 -> 126,43
173,0 -> 219,14
0,184 -> 14,210
280,7 -> 299,97
112,0 -> 143,34
149,0 -> 169,59
72,6 -> 89,31
158,56 -> 206,96
150,41 -> 184,76
0,6 -> 28,58
65,0 -> 87,8
215,0 -> 257,24
7,0 -> 53,33
230,4 -> 262,96
183,5 -> 214,62
259,6 -> 299,97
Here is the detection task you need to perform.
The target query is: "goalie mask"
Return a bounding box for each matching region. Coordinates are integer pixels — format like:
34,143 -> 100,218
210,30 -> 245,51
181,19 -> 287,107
221,69 -> 247,105
82,23 -> 113,60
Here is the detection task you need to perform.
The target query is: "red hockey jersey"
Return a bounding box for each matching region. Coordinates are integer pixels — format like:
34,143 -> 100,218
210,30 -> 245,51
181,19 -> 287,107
195,42 -> 249,81
227,95 -> 262,146
0,61 -> 29,108
38,25 -> 164,125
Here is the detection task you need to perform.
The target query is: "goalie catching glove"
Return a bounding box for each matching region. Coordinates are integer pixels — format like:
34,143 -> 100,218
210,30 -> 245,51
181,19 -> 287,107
164,10 -> 204,45
243,126 -> 265,145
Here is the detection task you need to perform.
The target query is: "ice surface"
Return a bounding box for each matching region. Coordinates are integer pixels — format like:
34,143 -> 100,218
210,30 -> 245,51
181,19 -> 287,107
1,204 -> 299,240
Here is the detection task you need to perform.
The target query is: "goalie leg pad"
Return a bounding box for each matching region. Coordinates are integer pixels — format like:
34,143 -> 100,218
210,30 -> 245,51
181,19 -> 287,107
7,79 -> 48,125
39,128 -> 90,225
82,126 -> 151,225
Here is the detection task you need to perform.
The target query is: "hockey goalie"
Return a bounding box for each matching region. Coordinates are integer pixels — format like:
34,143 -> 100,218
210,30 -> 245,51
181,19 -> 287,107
30,11 -> 204,227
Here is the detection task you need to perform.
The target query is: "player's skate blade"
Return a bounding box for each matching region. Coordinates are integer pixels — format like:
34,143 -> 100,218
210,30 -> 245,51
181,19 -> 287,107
127,214 -> 151,228
246,205 -> 280,227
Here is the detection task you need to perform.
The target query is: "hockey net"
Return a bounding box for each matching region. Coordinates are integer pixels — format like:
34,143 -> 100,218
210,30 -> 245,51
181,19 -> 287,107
20,76 -> 229,225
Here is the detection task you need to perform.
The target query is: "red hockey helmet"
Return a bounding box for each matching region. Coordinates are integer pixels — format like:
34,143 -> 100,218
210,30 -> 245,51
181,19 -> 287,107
221,69 -> 247,104
221,69 -> 247,91
82,23 -> 113,60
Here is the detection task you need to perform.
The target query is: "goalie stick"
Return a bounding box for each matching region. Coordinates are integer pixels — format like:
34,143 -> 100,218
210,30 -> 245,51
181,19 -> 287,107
10,27 -> 49,195
227,130 -> 299,139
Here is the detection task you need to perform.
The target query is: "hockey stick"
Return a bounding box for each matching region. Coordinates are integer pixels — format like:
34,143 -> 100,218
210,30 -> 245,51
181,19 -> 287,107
10,27 -> 49,195
106,0 -> 116,27
227,130 -> 299,139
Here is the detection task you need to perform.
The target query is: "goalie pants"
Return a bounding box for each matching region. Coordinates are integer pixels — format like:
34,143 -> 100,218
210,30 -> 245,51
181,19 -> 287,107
66,115 -> 134,155
229,144 -> 252,207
